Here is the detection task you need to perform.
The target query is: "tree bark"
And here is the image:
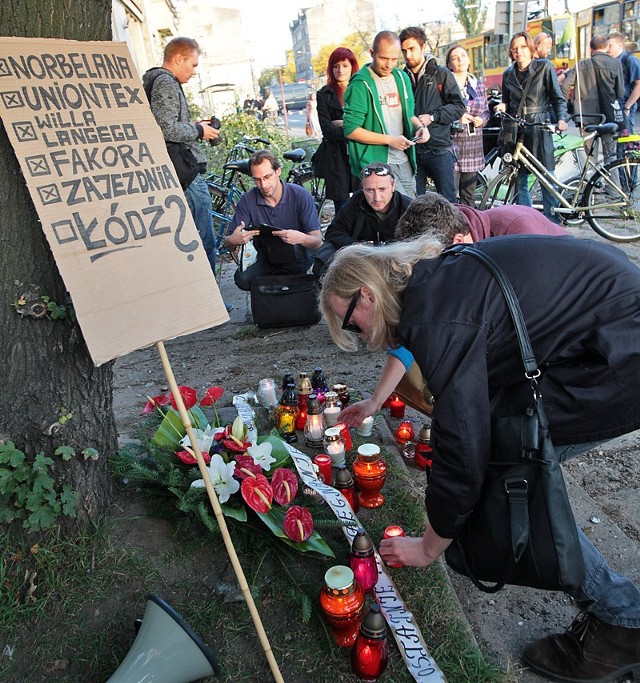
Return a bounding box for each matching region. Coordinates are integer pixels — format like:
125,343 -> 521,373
0,0 -> 117,530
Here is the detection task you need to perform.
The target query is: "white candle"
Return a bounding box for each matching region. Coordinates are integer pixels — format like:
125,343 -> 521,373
323,405 -> 340,427
326,441 -> 346,467
356,416 -> 374,437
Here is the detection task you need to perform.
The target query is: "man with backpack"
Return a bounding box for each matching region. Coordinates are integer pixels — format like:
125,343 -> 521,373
399,26 -> 465,201
607,32 -> 640,133
143,37 -> 221,279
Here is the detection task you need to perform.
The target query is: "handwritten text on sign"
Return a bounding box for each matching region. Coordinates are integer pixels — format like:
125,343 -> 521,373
0,39 -> 226,364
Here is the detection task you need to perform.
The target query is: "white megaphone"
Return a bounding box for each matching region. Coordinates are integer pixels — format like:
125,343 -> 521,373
107,593 -> 220,682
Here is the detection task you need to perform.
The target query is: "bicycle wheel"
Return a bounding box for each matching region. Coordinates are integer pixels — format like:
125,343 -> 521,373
584,158 -> 640,242
480,167 -> 518,209
474,172 -> 488,208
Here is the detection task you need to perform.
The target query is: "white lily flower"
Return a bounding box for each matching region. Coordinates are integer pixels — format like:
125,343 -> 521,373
190,453 -> 239,503
180,425 -> 224,454
247,442 -> 276,472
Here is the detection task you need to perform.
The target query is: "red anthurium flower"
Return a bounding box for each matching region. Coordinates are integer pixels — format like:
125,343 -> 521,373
200,386 -> 224,406
170,385 -> 197,411
283,506 -> 314,543
234,455 -> 262,480
142,394 -> 169,415
241,473 -> 273,513
216,425 -> 250,454
271,468 -> 299,506
176,450 -> 211,465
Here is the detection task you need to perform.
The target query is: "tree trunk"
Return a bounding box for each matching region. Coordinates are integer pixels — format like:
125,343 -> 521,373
0,0 -> 117,530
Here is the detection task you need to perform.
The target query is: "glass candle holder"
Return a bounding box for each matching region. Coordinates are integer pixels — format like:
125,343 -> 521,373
319,565 -> 364,648
382,526 -> 405,568
388,394 -> 406,419
295,393 -> 309,431
276,383 -> 299,443
311,367 -> 328,403
356,416 -> 374,437
323,427 -> 346,468
323,391 -> 341,427
313,454 -> 332,485
333,383 -> 350,407
394,420 -> 415,446
335,465 -> 359,513
414,424 -> 433,470
353,444 -> 387,509
304,394 -> 326,448
351,603 -> 389,681
334,422 -> 353,451
256,378 -> 278,409
349,528 -> 378,593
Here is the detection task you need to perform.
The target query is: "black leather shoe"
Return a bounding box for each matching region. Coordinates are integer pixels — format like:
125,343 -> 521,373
522,613 -> 640,682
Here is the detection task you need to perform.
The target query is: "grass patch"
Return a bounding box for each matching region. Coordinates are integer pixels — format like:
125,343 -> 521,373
232,325 -> 262,340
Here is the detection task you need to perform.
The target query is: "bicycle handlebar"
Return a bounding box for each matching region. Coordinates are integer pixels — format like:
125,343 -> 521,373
241,135 -> 271,146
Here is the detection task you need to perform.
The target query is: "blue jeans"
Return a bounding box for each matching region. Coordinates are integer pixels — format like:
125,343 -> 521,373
556,441 -> 640,628
516,167 -> 560,224
416,149 -> 457,202
185,174 -> 217,276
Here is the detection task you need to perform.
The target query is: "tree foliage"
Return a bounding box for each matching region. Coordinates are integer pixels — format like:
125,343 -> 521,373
453,0 -> 488,37
309,31 -> 373,82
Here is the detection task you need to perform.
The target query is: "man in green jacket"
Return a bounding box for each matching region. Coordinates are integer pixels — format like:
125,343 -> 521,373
343,30 -> 430,197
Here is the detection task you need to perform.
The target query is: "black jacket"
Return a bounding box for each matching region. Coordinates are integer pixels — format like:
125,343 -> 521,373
406,56 -> 466,151
316,85 -> 356,201
502,59 -> 567,164
399,236 -> 640,538
324,189 -> 411,248
561,52 -> 624,126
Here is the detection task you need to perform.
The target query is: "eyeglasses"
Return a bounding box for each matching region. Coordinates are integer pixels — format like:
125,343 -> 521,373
361,166 -> 391,178
341,290 -> 362,334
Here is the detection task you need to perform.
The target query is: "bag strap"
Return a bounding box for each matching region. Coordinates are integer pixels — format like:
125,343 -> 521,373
351,211 -> 367,242
445,244 -> 540,380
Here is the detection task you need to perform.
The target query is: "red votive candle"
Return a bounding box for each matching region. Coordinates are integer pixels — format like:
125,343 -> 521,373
335,422 -> 353,451
314,454 -> 333,484
389,395 -> 406,419
383,525 -> 406,568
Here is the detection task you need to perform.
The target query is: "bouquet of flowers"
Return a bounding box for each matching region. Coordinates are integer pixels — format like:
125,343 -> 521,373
122,385 -> 335,557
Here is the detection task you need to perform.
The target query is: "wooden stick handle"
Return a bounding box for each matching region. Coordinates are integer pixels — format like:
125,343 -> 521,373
156,341 -> 284,683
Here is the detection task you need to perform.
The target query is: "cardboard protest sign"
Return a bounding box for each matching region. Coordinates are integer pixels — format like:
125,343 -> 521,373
0,38 -> 228,365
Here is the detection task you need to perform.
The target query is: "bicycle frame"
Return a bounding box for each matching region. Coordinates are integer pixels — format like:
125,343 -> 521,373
507,134 -> 626,217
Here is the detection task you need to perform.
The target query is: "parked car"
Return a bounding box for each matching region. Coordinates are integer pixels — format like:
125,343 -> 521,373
272,83 -> 313,113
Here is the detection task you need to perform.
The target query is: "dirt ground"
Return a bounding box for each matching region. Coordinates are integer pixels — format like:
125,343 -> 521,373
112,240 -> 640,681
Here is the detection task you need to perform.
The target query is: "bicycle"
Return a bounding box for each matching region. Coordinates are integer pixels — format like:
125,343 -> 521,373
480,112 -> 640,242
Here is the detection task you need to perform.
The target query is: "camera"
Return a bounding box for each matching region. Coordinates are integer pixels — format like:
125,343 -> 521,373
208,116 -> 223,147
450,120 -> 464,135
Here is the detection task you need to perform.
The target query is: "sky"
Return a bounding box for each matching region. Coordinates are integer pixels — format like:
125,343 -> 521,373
221,0 -> 595,73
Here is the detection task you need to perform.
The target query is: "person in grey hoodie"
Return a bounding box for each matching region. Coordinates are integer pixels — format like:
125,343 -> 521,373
143,37 -> 221,279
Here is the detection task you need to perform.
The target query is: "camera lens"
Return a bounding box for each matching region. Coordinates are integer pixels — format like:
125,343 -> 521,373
210,116 -> 221,129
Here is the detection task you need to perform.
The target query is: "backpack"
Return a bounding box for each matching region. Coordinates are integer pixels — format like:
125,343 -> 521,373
144,70 -> 199,190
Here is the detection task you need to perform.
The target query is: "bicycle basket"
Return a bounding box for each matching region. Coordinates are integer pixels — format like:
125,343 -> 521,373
497,119 -> 521,156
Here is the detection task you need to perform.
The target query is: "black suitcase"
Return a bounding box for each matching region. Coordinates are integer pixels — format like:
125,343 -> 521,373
250,274 -> 320,329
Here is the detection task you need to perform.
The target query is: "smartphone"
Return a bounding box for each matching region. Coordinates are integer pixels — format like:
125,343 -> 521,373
411,133 -> 422,142
467,122 -> 476,136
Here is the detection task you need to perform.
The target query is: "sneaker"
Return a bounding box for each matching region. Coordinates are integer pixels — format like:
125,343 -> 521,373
225,302 -> 234,313
522,613 -> 640,682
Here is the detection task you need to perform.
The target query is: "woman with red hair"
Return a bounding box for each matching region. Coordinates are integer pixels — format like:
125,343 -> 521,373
315,47 -> 360,214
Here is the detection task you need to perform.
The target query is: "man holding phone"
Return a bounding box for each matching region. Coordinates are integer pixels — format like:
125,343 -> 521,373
224,150 -> 322,291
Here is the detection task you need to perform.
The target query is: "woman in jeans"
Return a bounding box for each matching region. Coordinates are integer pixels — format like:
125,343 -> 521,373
496,32 -> 568,223
446,44 -> 490,206
319,235 -> 640,683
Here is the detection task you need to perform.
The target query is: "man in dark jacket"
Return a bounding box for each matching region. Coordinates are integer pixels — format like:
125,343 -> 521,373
399,26 -> 466,201
562,34 -> 624,161
312,162 -> 411,277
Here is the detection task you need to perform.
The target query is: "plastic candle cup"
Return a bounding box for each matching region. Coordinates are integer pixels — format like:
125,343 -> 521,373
356,415 -> 374,437
313,454 -> 332,484
382,525 -> 405,568
389,395 -> 406,418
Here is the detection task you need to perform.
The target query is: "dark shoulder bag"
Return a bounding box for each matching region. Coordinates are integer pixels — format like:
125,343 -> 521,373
144,72 -> 199,190
443,245 -> 585,593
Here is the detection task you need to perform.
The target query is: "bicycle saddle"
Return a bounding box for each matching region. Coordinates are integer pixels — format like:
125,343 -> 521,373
583,123 -> 619,137
283,148 -> 306,163
223,159 -> 251,175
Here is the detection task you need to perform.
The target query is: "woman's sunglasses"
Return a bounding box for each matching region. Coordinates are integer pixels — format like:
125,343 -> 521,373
341,291 -> 362,334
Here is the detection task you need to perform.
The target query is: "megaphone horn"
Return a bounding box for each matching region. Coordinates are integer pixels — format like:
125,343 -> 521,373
107,593 -> 220,682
